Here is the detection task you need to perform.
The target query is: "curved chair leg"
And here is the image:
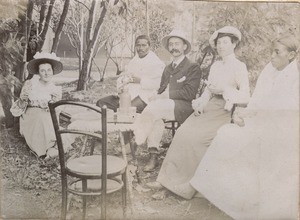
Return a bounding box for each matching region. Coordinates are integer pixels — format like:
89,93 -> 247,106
61,184 -> 68,220
100,178 -> 107,220
171,121 -> 176,137
121,172 -> 127,217
82,179 -> 87,219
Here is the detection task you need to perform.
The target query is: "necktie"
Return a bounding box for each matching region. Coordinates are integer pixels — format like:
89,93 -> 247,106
172,62 -> 177,69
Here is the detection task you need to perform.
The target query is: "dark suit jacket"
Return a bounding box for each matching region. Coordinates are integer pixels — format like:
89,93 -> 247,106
158,57 -> 201,124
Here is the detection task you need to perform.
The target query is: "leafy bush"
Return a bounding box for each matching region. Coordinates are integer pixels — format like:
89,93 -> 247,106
193,2 -> 299,89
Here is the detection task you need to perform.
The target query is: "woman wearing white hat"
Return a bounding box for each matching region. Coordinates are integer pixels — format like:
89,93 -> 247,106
11,52 -> 63,158
188,34 -> 299,219
146,26 -> 250,199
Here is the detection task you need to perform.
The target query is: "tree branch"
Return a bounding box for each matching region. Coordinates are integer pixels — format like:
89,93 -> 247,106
38,1 -> 47,34
38,0 -> 55,51
86,0 -> 96,46
73,0 -> 90,11
51,0 -> 70,53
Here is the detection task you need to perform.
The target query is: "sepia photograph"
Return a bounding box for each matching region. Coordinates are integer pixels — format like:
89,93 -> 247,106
0,0 -> 299,219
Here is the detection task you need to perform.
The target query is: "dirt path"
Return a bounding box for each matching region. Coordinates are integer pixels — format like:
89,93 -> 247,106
1,179 -> 232,220
1,179 -> 48,219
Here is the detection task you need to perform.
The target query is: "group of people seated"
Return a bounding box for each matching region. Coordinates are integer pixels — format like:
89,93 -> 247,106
11,25 -> 299,219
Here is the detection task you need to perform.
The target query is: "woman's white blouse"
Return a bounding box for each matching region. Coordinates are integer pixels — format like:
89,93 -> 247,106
20,75 -> 62,108
247,60 -> 299,111
195,54 -> 250,110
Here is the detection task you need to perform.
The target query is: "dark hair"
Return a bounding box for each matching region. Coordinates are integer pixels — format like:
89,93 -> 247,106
31,60 -> 54,74
135,35 -> 151,46
214,33 -> 239,47
26,61 -> 54,79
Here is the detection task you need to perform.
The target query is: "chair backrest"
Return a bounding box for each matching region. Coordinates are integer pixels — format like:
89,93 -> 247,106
196,44 -> 217,98
48,100 -> 107,182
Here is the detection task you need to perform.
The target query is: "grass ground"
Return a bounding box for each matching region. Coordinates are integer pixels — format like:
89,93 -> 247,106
0,58 -> 231,219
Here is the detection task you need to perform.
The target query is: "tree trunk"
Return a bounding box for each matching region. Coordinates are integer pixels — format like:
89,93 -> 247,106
0,76 -> 14,128
86,0 -> 96,46
38,1 -> 47,33
79,10 -> 84,71
37,0 -> 55,52
77,61 -> 89,90
102,41 -> 113,81
77,2 -> 108,91
14,0 -> 34,82
51,0 -> 70,53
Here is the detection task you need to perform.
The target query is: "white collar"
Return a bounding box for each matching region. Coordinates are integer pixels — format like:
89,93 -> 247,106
172,55 -> 185,66
220,53 -> 236,63
135,50 -> 153,60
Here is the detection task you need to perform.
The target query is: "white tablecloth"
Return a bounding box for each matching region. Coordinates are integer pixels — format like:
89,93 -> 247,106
66,108 -> 138,133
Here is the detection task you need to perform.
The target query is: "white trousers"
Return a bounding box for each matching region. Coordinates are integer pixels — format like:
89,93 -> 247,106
133,98 -> 175,150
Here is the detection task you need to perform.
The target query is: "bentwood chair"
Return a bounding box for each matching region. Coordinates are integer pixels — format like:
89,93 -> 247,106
164,120 -> 180,137
49,100 -> 127,220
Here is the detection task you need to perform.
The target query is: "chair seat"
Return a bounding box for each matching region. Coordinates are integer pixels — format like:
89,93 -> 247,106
70,178 -> 124,195
164,120 -> 180,127
67,155 -> 127,176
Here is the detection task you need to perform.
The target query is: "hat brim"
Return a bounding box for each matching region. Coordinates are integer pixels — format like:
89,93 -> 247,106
162,35 -> 191,54
209,29 -> 242,48
27,58 -> 63,75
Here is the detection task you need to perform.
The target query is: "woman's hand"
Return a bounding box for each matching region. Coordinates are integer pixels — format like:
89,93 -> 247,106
193,107 -> 203,116
224,100 -> 234,111
232,108 -> 257,126
51,92 -> 60,102
232,112 -> 245,127
192,99 -> 205,116
131,76 -> 141,83
20,85 -> 30,100
20,92 -> 29,101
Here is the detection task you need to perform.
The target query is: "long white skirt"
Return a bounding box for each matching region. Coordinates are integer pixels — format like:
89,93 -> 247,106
20,107 -> 56,157
190,110 -> 299,219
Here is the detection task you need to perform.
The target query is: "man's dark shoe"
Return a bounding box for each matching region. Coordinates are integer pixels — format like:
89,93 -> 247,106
143,147 -> 159,172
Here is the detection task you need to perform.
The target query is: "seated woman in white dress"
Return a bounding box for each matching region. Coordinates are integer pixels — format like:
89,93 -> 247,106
146,26 -> 250,199
186,34 -> 299,219
11,52 -> 63,158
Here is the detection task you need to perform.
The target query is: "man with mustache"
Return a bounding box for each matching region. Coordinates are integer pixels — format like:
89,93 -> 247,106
96,35 -> 165,114
133,30 -> 201,172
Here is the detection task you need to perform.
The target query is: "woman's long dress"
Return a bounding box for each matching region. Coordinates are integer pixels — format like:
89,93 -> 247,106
190,61 -> 299,219
19,75 -> 62,157
157,54 -> 250,199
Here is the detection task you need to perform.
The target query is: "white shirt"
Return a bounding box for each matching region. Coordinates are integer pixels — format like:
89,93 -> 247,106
172,55 -> 185,67
194,54 -> 250,110
247,60 -> 299,111
118,51 -> 165,103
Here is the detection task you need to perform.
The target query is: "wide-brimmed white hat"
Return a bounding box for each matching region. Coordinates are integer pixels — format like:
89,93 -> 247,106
162,29 -> 191,54
27,52 -> 63,75
209,26 -> 242,48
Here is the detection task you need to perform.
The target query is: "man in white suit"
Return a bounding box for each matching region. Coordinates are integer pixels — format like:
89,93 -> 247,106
96,35 -> 165,113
